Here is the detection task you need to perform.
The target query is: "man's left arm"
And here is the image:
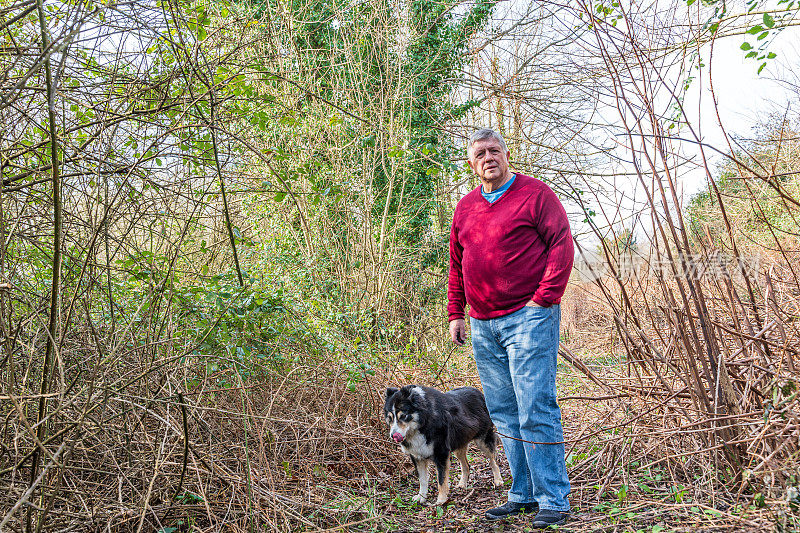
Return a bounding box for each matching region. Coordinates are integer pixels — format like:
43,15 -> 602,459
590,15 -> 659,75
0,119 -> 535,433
530,184 -> 574,307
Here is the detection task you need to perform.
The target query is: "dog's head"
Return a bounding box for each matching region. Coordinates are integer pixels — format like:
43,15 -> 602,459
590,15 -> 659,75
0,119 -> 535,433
383,385 -> 426,444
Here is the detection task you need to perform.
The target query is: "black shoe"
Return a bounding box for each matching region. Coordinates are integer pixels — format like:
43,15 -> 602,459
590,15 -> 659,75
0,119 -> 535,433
484,501 -> 537,520
532,509 -> 569,528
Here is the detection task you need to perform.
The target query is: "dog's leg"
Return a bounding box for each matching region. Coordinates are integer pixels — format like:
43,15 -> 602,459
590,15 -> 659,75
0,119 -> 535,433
410,457 -> 429,503
487,454 -> 503,487
434,455 -> 450,505
476,440 -> 503,487
454,447 -> 469,489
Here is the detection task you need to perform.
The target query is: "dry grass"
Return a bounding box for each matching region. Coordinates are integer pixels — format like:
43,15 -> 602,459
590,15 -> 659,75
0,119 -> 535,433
3,269 -> 798,531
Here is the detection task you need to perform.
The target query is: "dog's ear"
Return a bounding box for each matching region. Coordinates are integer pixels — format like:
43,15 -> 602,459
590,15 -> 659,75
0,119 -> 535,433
385,387 -> 399,400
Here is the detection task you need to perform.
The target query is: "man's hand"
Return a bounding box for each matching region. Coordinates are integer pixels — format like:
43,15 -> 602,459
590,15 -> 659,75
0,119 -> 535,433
449,319 -> 466,345
525,299 -> 543,308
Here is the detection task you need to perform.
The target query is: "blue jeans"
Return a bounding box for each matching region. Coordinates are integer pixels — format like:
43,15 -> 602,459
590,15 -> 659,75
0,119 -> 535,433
470,304 -> 570,511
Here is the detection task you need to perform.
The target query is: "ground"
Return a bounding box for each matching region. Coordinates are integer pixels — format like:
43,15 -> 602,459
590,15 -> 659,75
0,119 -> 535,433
325,438 -> 776,532
313,352 -> 781,532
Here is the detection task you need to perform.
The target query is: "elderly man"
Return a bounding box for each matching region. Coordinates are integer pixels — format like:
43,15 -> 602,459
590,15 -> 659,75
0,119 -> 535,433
448,128 -> 573,528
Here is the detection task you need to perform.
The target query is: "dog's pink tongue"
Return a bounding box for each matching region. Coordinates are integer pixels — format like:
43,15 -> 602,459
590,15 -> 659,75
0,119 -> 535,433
391,432 -> 404,443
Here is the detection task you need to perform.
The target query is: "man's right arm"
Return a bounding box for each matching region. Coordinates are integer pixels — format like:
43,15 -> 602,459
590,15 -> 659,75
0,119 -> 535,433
447,213 -> 467,345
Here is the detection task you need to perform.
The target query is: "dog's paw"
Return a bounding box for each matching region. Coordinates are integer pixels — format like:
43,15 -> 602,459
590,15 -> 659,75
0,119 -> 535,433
411,494 -> 427,504
492,477 -> 504,488
456,480 -> 468,489
435,496 -> 449,506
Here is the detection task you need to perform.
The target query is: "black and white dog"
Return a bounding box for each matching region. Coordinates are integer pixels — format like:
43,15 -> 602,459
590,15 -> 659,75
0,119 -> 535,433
384,385 -> 503,505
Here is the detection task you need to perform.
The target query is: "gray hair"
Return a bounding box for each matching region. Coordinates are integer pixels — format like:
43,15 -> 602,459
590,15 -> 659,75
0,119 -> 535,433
467,128 -> 508,160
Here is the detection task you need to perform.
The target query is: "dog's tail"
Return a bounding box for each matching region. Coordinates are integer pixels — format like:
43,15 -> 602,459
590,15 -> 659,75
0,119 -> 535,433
475,391 -> 501,452
483,425 -> 500,455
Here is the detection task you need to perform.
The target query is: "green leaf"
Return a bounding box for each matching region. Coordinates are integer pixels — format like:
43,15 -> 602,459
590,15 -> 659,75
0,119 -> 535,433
754,492 -> 766,508
273,192 -> 286,202
757,62 -> 767,74
767,52 -> 777,59
747,25 -> 764,34
763,12 -> 775,28
757,31 -> 769,40
740,42 -> 752,50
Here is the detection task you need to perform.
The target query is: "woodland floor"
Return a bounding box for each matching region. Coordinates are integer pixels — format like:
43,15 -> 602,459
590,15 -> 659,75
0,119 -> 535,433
314,354 -> 783,532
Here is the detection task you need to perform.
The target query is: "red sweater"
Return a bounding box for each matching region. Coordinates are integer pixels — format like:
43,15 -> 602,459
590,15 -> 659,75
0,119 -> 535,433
448,174 -> 574,321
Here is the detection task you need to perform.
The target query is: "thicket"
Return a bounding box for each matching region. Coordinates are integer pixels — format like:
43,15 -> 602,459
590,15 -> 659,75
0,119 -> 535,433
0,0 -> 499,529
2,0 -> 800,530
571,5 -> 800,527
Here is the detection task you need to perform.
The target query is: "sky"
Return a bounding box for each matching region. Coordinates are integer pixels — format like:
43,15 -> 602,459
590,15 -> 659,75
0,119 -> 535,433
680,17 -> 799,196
571,18 -> 799,274
574,10 -> 800,248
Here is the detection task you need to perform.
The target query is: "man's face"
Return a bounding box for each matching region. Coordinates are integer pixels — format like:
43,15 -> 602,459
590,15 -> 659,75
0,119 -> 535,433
468,138 -> 510,183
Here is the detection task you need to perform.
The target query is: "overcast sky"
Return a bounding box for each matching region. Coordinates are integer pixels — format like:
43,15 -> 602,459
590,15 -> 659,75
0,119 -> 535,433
681,22 -> 799,196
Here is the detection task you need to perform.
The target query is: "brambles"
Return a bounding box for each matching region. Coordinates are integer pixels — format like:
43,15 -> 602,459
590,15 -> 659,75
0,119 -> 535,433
2,0 -> 799,530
